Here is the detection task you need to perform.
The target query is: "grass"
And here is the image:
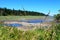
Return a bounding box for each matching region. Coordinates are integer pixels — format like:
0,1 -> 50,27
0,16 -> 53,20
0,23 -> 60,40
0,16 -> 56,40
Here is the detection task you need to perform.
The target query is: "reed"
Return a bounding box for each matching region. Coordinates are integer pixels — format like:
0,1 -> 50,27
0,23 -> 60,40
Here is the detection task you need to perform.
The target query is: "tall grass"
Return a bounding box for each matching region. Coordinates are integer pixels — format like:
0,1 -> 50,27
0,23 -> 60,40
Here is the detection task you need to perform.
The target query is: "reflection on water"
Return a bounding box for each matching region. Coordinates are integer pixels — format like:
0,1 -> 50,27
4,23 -> 23,27
27,20 -> 45,23
20,19 -> 53,23
3,19 -> 53,27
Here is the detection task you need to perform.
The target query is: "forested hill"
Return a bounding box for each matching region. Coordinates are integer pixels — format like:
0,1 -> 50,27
0,8 -> 46,16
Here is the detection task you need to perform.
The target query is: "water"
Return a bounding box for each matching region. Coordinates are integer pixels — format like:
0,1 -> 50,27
4,19 -> 53,27
4,23 -> 23,27
27,19 -> 45,23
20,19 -> 52,23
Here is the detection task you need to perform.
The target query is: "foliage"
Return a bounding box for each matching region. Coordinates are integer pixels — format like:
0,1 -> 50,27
0,8 -> 46,16
0,24 -> 60,40
54,14 -> 60,20
54,10 -> 60,22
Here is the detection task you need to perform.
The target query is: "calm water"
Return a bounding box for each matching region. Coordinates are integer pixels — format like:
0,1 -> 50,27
27,19 -> 46,23
4,19 -> 53,27
4,23 -> 23,27
20,19 -> 53,23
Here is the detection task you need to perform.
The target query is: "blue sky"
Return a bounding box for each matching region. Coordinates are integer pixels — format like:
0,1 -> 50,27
0,0 -> 60,16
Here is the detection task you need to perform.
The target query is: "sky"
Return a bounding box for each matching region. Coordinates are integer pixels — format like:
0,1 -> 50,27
0,0 -> 60,16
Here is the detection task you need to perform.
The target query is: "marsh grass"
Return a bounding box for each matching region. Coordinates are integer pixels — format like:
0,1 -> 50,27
0,16 -> 52,20
0,23 -> 60,40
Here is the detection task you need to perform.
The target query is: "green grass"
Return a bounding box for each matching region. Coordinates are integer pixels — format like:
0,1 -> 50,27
0,16 -> 52,20
0,23 -> 60,40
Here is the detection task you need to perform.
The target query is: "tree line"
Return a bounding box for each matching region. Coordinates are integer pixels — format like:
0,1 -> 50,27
0,8 -> 46,16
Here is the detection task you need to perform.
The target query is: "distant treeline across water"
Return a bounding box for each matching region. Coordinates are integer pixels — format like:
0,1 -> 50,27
0,8 -> 47,16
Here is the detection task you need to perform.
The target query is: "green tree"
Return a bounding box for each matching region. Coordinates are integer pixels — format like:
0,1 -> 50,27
54,10 -> 60,22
